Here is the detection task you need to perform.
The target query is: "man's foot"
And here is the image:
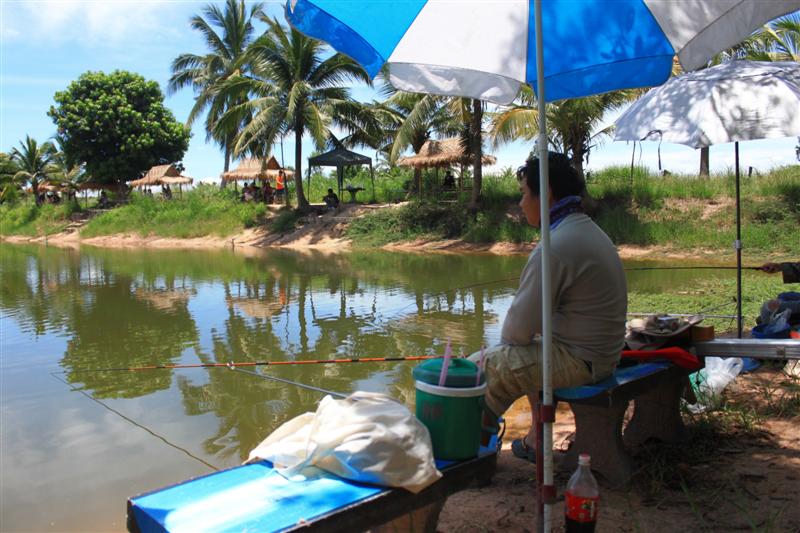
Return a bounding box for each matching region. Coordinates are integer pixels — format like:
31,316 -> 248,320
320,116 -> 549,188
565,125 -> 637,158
511,437 -> 536,463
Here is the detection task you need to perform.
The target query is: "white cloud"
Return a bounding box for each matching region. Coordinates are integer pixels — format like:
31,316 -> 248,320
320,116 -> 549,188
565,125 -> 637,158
1,0 -> 186,46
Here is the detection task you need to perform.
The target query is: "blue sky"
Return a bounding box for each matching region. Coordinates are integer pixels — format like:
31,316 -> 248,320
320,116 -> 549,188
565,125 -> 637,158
2,1 -> 798,183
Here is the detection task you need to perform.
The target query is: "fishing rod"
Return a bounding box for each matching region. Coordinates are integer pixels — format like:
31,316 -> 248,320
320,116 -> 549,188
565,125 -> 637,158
623,265 -> 762,271
62,355 -> 445,374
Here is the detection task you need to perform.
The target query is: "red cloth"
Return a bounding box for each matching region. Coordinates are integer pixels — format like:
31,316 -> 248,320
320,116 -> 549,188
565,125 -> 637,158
621,347 -> 701,370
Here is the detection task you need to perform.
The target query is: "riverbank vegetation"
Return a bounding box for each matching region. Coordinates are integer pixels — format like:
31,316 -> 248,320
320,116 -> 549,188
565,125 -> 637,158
2,165 -> 797,258
346,164 -> 800,253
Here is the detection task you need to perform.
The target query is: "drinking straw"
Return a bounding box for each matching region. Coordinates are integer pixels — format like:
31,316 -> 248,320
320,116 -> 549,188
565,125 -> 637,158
438,341 -> 452,387
475,345 -> 486,386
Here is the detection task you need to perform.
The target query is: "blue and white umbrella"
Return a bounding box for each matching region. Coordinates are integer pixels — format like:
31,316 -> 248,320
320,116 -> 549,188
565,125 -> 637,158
285,1 -> 800,530
287,1 -> 798,104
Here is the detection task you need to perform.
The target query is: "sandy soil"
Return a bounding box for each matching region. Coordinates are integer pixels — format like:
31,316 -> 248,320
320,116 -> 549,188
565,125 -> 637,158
437,366 -> 800,532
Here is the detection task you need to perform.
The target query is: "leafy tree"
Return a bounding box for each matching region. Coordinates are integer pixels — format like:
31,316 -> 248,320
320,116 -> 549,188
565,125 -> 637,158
10,135 -> 56,204
489,86 -> 632,178
48,71 -> 190,185
218,17 -> 372,210
168,0 -> 265,174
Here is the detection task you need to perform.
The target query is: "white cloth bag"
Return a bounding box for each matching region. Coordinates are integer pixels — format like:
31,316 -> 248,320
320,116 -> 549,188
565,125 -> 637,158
247,391 -> 442,493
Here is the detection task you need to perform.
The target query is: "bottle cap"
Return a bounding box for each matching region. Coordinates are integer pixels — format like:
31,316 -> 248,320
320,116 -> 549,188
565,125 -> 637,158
578,453 -> 591,466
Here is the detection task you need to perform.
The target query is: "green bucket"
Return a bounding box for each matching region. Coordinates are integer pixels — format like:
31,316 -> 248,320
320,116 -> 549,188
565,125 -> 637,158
413,358 -> 486,460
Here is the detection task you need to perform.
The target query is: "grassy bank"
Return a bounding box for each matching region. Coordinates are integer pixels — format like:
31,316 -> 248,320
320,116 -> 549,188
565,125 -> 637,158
2,166 -> 797,253
0,184 -> 272,239
80,185 -> 271,238
346,165 -> 800,253
0,199 -> 80,236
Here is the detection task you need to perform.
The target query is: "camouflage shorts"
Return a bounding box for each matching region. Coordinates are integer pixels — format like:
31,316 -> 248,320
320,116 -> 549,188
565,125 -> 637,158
468,341 -> 614,418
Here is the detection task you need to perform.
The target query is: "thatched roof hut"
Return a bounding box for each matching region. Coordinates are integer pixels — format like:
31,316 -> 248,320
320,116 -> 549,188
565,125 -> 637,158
221,156 -> 294,182
77,181 -> 118,191
397,138 -> 496,168
129,164 -> 193,187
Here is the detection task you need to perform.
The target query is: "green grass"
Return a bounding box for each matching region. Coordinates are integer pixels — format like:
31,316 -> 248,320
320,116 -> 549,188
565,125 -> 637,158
80,184 -> 267,238
2,165 -> 797,252
0,198 -> 80,236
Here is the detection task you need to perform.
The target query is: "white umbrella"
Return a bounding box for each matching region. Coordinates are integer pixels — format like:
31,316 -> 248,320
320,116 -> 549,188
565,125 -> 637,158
615,60 -> 800,337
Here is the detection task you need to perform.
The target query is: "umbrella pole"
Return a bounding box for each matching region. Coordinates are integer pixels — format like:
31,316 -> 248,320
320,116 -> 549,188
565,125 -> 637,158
534,1 -> 554,531
735,142 -> 743,338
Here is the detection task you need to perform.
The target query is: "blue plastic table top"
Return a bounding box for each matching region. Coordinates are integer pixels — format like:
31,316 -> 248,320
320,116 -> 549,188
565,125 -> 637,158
554,362 -> 670,400
130,445 -> 496,533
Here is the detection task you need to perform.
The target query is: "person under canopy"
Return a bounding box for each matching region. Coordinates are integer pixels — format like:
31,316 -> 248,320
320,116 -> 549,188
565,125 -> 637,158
468,153 -> 628,460
323,188 -> 340,209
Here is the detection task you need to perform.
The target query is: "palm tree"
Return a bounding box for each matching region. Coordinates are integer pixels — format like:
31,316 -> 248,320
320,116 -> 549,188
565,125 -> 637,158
168,0 -> 265,175
489,86 -> 632,178
219,16 -> 372,210
10,136 -> 56,204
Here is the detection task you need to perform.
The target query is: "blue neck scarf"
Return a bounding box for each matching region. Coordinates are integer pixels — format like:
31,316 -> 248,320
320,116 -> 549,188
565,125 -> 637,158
549,195 -> 584,230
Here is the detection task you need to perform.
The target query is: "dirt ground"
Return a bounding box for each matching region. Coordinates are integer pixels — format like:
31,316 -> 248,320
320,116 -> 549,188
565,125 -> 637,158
437,366 -> 800,532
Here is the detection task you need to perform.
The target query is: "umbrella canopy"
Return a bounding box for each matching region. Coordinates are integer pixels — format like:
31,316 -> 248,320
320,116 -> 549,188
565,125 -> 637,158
614,60 -> 800,338
286,1 -> 798,104
397,137 -> 496,168
614,61 -> 800,148
129,163 -> 192,187
221,156 -> 293,182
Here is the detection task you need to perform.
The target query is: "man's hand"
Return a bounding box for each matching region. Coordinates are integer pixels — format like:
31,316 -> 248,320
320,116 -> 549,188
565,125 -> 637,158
759,262 -> 782,274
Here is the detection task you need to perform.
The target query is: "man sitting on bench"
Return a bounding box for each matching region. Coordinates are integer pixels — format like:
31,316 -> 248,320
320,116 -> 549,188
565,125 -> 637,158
469,153 -> 627,461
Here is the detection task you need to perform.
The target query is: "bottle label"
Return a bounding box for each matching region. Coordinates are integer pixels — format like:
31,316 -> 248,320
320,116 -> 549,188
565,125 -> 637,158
565,492 -> 598,523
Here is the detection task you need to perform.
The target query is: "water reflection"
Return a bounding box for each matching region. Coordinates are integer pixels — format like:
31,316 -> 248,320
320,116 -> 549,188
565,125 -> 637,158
2,245 -> 765,464
1,244 -> 523,468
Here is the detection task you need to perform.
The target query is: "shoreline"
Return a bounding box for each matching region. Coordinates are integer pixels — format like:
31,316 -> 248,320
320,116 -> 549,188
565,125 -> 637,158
0,229 -> 747,262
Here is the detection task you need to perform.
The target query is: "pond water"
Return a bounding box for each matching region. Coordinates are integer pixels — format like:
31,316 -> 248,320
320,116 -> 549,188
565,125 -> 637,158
0,243 -> 753,531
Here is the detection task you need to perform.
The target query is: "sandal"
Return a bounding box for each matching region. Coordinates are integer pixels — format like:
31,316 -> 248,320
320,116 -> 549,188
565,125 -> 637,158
511,438 -> 537,463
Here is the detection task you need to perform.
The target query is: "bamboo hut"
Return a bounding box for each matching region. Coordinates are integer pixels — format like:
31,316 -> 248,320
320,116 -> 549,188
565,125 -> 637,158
397,138 -> 496,168
221,156 -> 294,184
129,164 -> 193,188
396,137 -> 496,193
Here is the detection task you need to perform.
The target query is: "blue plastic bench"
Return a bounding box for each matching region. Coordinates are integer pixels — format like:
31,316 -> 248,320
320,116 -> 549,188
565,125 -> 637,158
128,444 -> 497,533
554,362 -> 692,486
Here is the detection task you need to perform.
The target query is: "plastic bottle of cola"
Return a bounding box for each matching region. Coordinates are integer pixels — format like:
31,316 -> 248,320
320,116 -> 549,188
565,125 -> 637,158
565,454 -> 599,533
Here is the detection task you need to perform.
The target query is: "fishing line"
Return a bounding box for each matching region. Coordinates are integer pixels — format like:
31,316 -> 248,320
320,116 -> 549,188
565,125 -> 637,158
50,372 -> 219,472
230,366 -> 347,398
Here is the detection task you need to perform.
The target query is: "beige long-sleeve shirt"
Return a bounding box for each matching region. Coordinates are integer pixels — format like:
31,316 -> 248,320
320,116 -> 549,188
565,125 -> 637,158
501,213 -> 627,365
